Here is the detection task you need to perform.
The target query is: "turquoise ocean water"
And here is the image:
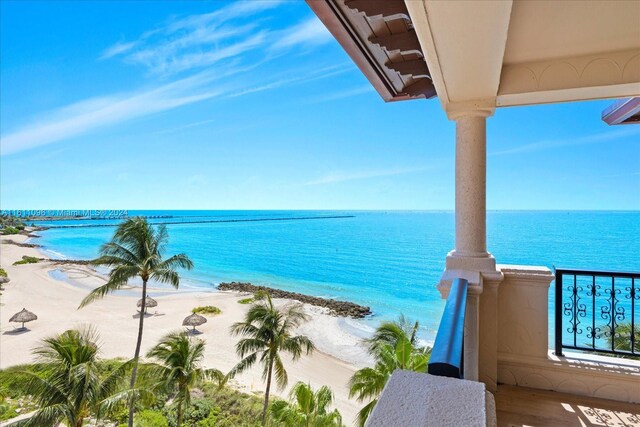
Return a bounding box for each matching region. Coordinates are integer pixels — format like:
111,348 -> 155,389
32,211 -> 640,342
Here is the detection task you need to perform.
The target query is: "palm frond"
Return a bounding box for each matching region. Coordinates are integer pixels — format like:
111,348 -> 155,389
272,355 -> 288,390
355,400 -> 377,427
228,352 -> 258,377
78,265 -> 138,308
157,253 -> 194,271
8,403 -> 68,427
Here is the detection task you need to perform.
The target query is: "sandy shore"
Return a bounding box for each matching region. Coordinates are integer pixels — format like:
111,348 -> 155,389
0,234 -> 370,423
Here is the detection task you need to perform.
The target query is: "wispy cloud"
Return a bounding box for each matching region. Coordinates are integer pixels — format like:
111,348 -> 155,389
153,118 -> 218,135
490,127 -> 640,156
271,17 -> 333,51
0,60 -> 353,155
0,71 -> 230,155
99,41 -> 138,60
304,167 -> 428,186
306,85 -> 374,104
99,1 -> 327,76
226,64 -> 352,99
2,2 -> 344,156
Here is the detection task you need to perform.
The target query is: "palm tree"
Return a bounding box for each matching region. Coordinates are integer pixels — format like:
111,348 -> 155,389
230,294 -> 315,426
365,314 -> 422,353
605,322 -> 640,355
349,317 -> 430,427
9,329 -> 132,427
270,382 -> 343,427
145,332 -> 225,427
78,217 -> 193,427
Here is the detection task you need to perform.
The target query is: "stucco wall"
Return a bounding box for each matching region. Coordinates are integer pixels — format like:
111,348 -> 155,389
496,265 -> 640,403
366,370 -> 497,427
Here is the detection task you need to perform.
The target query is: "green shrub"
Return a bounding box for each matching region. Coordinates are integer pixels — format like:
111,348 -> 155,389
200,384 -> 264,427
0,360 -> 270,427
13,256 -> 40,265
0,402 -> 18,422
1,227 -> 19,235
184,399 -> 218,425
192,306 -> 221,316
0,364 -> 46,398
14,225 -> 25,231
237,291 -> 268,305
197,409 -> 220,427
0,269 -> 7,277
134,409 -> 168,427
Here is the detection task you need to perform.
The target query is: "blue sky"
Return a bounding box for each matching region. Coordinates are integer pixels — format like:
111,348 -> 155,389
1,1 -> 638,210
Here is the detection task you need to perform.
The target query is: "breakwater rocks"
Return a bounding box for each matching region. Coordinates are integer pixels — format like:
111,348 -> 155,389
47,259 -> 93,265
1,239 -> 42,248
218,282 -> 372,319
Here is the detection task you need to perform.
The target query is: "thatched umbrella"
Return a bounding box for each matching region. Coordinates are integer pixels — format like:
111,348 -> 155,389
137,296 -> 157,314
182,313 -> 207,332
9,308 -> 37,329
0,276 -> 9,284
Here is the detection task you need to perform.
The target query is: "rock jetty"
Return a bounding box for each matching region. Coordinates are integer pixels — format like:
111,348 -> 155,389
1,239 -> 42,248
218,282 -> 372,319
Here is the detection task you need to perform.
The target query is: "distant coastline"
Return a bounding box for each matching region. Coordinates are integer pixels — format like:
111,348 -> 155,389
24,210 -> 640,345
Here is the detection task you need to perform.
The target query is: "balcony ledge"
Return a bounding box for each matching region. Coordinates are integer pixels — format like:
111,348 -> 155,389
366,370 -> 496,427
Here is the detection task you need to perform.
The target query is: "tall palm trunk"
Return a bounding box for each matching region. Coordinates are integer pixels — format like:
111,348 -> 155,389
177,381 -> 186,427
128,278 -> 148,427
261,361 -> 273,426
177,404 -> 184,427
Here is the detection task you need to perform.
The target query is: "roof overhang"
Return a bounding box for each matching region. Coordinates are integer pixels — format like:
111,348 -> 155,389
602,97 -> 640,125
306,0 -> 436,102
309,0 -> 640,113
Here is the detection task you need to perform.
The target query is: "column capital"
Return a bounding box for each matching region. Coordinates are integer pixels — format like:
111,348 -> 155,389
446,99 -> 496,121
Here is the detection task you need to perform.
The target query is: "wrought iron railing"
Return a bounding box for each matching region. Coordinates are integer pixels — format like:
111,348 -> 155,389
428,278 -> 468,378
555,268 -> 639,358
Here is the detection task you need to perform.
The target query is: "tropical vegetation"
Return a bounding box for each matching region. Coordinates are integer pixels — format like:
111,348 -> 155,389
1,227 -> 21,235
0,216 -> 26,235
270,382 -> 343,427
606,322 -> 640,356
0,331 -> 281,427
145,331 -> 225,427
78,217 -> 193,427
230,293 -> 315,426
348,316 -> 431,426
192,306 -> 222,316
6,328 -> 133,427
237,290 -> 269,305
12,256 -> 39,265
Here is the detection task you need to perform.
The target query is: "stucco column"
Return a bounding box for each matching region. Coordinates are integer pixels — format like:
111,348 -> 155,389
453,112 -> 490,258
438,107 -> 502,385
441,108 -> 497,275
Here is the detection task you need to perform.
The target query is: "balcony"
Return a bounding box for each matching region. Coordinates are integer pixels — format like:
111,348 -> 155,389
367,267 -> 640,426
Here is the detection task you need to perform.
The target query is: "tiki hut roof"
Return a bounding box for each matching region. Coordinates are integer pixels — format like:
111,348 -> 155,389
137,296 -> 158,308
9,308 -> 37,324
182,313 -> 207,327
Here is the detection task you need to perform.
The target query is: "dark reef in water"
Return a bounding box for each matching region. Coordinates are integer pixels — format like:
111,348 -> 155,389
217,282 -> 372,319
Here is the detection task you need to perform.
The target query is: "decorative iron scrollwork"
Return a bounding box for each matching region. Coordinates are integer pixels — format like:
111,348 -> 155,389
556,269 -> 638,357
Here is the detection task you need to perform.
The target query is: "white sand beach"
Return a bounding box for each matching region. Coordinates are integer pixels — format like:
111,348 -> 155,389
0,234 -> 370,424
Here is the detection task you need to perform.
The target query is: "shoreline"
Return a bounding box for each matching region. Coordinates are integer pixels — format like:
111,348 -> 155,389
34,237 -> 373,367
0,233 -> 370,423
218,281 -> 372,318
